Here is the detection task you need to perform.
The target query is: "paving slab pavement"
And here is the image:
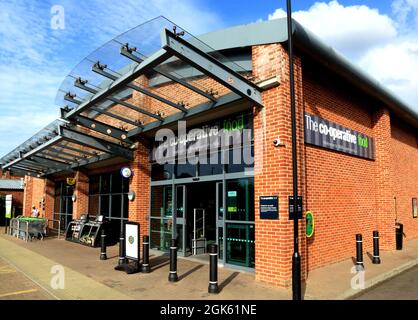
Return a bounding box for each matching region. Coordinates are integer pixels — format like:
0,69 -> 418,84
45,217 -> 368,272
2,227 -> 418,300
0,257 -> 54,300
304,237 -> 418,300
0,231 -> 290,300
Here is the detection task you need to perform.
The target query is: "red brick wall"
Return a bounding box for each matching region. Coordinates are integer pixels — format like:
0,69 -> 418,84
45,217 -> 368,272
73,171 -> 89,219
390,117 -> 418,240
373,108 -> 396,250
129,137 -> 151,245
0,190 -> 24,213
0,170 -> 23,180
44,178 -> 55,220
253,43 -> 306,287
303,65 -> 380,270
22,176 -> 46,216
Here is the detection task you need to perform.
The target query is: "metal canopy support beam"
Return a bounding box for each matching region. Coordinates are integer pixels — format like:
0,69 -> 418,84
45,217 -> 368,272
120,46 -> 217,102
2,135 -> 63,170
64,49 -> 171,119
38,150 -> 75,163
92,65 -> 189,113
16,163 -> 46,173
30,155 -> 70,171
127,92 -> 242,138
47,147 -> 85,159
59,126 -> 133,160
55,144 -> 96,157
89,106 -> 142,127
73,114 -> 134,144
9,168 -> 31,177
42,152 -> 118,177
71,81 -> 163,121
19,159 -> 49,170
12,164 -> 43,174
161,29 -> 263,107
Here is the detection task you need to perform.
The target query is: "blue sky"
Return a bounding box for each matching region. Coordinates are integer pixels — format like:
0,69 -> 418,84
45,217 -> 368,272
1,0 -> 418,158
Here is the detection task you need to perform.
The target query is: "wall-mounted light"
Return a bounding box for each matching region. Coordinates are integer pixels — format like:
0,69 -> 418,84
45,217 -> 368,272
120,167 -> 133,179
71,194 -> 77,202
127,191 -> 135,201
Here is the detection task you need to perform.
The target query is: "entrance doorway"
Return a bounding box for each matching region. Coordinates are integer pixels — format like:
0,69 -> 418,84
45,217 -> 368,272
150,177 -> 255,269
54,182 -> 74,231
175,181 -> 221,258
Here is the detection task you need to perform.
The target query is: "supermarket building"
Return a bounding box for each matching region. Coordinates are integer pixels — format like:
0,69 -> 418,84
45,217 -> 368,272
1,17 -> 418,288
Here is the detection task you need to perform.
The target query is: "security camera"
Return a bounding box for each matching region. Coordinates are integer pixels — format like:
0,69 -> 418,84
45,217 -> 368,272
273,137 -> 282,147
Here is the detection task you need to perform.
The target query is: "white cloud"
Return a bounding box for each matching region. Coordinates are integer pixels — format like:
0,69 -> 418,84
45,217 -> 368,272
268,1 -> 397,59
268,0 -> 418,111
358,40 -> 418,106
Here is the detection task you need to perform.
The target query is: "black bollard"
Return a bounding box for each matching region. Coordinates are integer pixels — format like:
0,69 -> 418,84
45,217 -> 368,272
356,234 -> 364,271
118,229 -> 128,266
372,231 -> 381,264
208,244 -> 219,294
141,235 -> 150,273
396,223 -> 403,250
100,229 -> 107,260
4,218 -> 8,234
168,238 -> 178,282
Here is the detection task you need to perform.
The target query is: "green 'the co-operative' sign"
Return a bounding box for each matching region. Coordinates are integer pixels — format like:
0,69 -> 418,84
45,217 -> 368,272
304,113 -> 375,160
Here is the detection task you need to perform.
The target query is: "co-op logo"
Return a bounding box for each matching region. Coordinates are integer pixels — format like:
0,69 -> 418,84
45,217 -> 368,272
305,114 -> 369,148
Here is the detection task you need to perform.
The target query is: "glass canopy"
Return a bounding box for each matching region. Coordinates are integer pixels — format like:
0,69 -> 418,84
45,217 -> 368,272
1,16 -> 262,177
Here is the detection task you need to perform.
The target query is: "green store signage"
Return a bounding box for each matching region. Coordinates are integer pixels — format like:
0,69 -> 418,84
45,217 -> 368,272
304,113 -> 375,160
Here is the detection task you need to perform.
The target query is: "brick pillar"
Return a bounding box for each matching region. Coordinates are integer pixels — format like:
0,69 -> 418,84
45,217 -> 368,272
129,137 -> 151,241
23,176 -> 45,216
373,108 -> 395,250
23,176 -> 34,216
44,178 -> 55,220
73,171 -> 89,219
252,43 -> 306,288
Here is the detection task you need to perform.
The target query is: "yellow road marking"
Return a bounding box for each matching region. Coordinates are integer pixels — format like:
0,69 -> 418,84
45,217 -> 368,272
0,269 -> 17,274
0,288 -> 38,298
0,265 -> 16,274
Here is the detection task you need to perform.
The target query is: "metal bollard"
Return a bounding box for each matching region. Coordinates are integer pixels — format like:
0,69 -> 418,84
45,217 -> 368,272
100,229 -> 107,260
118,229 -> 128,265
4,218 -> 8,234
356,234 -> 364,271
141,235 -> 150,273
372,231 -> 381,264
168,238 -> 178,282
208,244 -> 219,294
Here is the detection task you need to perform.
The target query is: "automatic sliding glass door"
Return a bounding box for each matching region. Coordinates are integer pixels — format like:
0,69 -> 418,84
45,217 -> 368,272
216,181 -> 224,261
150,185 -> 173,251
175,185 -> 188,256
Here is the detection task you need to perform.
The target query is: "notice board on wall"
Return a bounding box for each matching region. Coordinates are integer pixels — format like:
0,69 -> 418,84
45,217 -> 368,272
260,196 -> 279,219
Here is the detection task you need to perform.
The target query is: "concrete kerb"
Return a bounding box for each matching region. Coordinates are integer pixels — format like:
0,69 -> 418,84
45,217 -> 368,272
338,258 -> 418,300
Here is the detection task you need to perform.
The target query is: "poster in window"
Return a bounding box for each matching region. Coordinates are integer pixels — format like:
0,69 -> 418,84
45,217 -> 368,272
413,198 -> 417,218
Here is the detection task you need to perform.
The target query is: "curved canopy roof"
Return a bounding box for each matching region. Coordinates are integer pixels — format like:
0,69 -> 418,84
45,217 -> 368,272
0,16 -> 262,177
